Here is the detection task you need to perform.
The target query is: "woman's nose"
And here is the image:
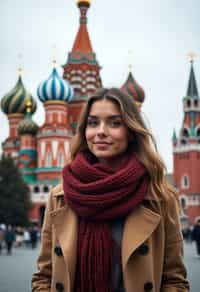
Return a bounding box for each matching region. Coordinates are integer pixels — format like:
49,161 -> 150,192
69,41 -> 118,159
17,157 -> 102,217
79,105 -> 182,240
97,122 -> 107,135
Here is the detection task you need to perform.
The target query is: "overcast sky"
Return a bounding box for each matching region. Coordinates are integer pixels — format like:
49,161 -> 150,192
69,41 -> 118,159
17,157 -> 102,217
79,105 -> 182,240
0,0 -> 200,172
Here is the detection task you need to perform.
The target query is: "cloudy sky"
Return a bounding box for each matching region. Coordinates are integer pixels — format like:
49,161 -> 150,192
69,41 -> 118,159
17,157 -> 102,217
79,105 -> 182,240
0,0 -> 200,172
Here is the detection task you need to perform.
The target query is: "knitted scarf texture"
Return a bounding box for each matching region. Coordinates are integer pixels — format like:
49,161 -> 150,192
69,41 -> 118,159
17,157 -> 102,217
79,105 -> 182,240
62,149 -> 149,292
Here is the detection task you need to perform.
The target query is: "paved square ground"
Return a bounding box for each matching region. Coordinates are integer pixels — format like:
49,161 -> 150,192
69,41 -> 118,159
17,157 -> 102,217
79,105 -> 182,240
0,241 -> 199,292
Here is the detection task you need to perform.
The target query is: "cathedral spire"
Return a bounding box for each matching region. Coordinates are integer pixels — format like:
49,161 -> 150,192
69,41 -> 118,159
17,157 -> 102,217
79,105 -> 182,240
63,0 -> 102,99
72,0 -> 93,54
186,52 -> 199,98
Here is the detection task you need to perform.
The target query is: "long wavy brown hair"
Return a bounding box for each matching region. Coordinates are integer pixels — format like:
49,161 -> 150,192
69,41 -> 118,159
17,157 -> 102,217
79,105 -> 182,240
68,88 -> 177,203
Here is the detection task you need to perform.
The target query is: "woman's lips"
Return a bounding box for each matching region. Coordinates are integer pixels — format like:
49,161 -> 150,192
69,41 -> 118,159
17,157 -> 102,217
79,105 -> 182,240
93,142 -> 112,145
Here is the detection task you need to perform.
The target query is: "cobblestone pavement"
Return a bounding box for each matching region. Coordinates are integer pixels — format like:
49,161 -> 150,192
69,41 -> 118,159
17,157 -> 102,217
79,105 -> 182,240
0,241 -> 199,292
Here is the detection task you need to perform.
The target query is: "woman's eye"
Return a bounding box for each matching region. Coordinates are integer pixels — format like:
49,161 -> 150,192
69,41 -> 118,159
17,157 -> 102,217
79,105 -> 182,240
87,120 -> 98,127
110,120 -> 122,127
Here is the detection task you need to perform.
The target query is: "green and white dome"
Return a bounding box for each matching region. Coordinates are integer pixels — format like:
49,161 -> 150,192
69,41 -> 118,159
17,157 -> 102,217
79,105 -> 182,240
1,75 -> 37,115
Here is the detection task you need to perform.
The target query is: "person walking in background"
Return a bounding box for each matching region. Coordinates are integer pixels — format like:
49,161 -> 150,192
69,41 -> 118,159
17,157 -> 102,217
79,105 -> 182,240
24,228 -> 31,248
0,226 -> 4,254
30,226 -> 38,249
15,227 -> 24,247
32,88 -> 189,291
4,225 -> 15,255
191,218 -> 200,257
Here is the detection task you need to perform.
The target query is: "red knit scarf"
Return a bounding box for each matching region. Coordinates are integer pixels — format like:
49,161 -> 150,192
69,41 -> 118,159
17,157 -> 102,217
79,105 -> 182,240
62,149 -> 149,292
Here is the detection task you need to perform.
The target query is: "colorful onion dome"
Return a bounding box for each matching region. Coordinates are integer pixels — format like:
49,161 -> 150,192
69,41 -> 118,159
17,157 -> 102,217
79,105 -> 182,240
1,76 -> 37,115
121,72 -> 145,107
18,114 -> 39,136
18,97 -> 38,135
37,68 -> 74,103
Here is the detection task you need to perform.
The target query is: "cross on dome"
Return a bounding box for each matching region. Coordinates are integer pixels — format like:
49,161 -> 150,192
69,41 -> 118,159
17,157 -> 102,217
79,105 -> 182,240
188,51 -> 196,63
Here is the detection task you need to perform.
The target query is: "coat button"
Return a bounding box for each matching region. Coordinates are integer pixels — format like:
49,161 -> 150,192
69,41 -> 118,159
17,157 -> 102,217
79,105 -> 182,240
54,246 -> 63,256
56,282 -> 64,291
144,281 -> 153,291
138,243 -> 149,255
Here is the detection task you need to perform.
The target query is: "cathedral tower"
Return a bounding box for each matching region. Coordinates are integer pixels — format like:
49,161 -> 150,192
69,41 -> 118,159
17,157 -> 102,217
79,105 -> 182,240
63,0 -> 102,132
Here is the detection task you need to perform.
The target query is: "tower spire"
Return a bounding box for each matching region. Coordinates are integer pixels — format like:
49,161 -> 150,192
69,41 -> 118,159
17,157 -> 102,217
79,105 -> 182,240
72,0 -> 93,54
63,0 -> 102,98
186,52 -> 199,98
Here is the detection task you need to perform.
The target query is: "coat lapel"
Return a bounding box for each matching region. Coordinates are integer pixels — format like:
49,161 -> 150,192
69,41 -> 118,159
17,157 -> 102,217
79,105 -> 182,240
122,204 -> 161,270
50,204 -> 78,291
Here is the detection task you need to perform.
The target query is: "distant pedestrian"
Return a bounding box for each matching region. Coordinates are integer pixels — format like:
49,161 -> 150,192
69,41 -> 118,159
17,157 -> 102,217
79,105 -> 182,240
182,227 -> 192,243
191,219 -> 200,257
0,227 -> 4,254
4,225 -> 15,255
24,229 -> 31,248
15,227 -> 24,247
30,227 -> 38,249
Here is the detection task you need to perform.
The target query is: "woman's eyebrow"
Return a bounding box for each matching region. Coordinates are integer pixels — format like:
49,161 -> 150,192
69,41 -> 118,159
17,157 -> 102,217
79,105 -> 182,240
88,115 -> 122,118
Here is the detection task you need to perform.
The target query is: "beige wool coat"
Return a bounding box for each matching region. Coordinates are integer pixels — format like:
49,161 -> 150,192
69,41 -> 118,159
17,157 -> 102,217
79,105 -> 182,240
32,184 -> 189,292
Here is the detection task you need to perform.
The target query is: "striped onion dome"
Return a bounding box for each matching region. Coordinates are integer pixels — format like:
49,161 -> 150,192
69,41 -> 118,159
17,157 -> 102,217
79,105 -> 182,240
121,72 -> 145,107
18,113 -> 39,136
37,68 -> 74,103
1,76 -> 37,115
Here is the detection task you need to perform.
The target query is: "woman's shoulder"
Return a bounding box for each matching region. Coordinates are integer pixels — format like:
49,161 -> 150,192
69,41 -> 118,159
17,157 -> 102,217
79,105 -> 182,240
50,183 -> 64,197
143,190 -> 179,219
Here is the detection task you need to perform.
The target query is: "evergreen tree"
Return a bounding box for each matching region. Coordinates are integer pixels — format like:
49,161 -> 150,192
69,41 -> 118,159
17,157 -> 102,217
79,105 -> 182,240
0,154 -> 32,226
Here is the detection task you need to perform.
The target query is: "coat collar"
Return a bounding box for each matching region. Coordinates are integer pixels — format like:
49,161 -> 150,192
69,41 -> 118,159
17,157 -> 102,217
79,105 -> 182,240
50,187 -> 161,286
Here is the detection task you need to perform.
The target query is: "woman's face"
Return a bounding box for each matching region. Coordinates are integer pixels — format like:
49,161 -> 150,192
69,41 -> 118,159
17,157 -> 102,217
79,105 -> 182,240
85,99 -> 129,163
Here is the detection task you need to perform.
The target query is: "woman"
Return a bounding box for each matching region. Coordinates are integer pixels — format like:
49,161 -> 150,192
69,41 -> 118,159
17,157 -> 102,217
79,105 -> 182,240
32,88 -> 189,292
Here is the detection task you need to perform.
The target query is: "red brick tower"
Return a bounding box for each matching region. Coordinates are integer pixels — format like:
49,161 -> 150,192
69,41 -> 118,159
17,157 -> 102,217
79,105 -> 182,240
63,0 -> 102,132
173,54 -> 200,224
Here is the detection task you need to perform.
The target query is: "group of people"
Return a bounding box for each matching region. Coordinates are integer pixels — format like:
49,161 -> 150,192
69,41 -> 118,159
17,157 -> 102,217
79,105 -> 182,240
0,224 -> 39,255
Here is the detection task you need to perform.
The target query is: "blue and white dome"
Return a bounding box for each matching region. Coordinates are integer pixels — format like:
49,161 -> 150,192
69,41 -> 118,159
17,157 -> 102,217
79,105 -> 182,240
37,68 -> 74,103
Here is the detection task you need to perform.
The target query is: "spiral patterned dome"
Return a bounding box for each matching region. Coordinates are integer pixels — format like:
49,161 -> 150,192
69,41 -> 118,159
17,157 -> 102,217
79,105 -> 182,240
121,72 -> 145,107
1,76 -> 37,115
18,113 -> 39,136
37,68 -> 74,103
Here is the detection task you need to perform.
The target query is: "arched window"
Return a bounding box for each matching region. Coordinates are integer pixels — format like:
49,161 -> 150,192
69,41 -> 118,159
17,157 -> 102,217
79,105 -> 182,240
43,185 -> 49,193
194,99 -> 198,107
181,139 -> 187,145
179,195 -> 188,213
181,175 -> 189,189
187,99 -> 191,107
34,186 -> 40,193
180,197 -> 186,210
182,128 -> 189,138
196,128 -> 200,144
197,128 -> 200,136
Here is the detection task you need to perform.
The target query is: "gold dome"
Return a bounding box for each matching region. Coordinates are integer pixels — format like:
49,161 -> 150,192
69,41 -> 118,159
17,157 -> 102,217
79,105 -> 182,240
76,0 -> 91,5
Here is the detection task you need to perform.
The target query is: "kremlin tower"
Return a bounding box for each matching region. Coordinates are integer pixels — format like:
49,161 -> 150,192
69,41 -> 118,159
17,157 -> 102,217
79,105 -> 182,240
173,53 -> 200,224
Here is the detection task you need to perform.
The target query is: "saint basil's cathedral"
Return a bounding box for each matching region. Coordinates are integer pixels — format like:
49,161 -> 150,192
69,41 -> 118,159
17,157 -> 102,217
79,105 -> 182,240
0,0 -> 200,226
